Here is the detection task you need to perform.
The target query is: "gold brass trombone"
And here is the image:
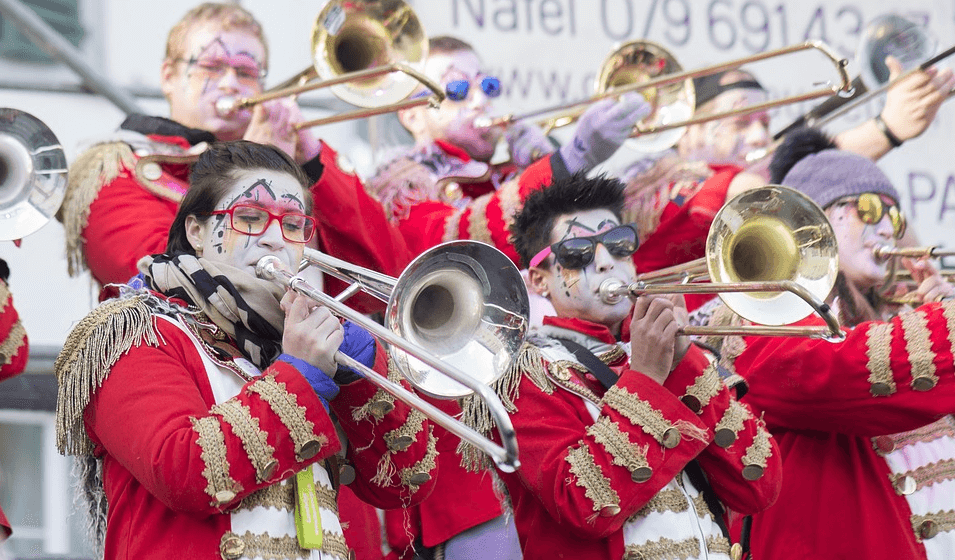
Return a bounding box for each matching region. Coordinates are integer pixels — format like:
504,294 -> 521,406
600,185 -> 844,340
215,0 -> 445,130
874,245 -> 955,305
478,40 -> 851,153
256,240 -> 529,472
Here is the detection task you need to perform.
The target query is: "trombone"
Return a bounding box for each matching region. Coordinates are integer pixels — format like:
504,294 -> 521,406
477,40 -> 852,153
215,0 -> 445,130
256,240 -> 529,472
874,245 -> 955,305
602,185 -> 844,340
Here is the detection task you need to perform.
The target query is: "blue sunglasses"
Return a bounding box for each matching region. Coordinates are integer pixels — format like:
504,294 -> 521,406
445,77 -> 502,100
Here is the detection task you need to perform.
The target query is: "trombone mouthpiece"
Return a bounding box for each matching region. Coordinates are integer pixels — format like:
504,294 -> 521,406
255,256 -> 284,281
598,278 -> 627,305
872,244 -> 893,262
472,116 -> 493,129
215,97 -> 239,117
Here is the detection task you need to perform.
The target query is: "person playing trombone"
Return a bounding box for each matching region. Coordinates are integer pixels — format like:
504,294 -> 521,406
452,171 -> 781,559
699,128 -> 955,559
53,141 -> 437,560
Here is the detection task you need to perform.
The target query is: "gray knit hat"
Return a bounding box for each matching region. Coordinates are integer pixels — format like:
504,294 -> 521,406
781,148 -> 899,209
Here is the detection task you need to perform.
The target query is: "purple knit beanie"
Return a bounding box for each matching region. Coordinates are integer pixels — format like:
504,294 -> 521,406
781,149 -> 900,209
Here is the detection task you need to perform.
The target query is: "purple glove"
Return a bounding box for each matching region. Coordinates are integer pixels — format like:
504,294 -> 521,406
558,93 -> 652,174
333,320 -> 376,384
505,121 -> 555,168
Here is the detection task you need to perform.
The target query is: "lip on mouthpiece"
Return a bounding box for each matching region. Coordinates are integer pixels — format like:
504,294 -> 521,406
215,97 -> 239,117
598,278 -> 627,305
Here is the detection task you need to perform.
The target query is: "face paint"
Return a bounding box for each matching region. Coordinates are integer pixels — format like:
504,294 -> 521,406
680,88 -> 770,167
163,22 -> 266,141
828,201 -> 897,291
535,209 -> 637,334
195,169 -> 306,275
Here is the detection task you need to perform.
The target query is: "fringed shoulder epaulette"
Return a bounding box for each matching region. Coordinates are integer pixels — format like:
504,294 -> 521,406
457,342 -> 551,471
697,303 -> 749,380
54,292 -> 163,456
58,141 -> 136,277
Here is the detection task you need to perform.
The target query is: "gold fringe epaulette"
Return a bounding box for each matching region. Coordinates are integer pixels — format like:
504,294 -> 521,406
54,293 -> 161,455
457,342 -> 550,471
57,141 -> 136,277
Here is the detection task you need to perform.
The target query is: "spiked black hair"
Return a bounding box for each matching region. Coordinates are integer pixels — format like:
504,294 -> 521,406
769,127 -> 838,184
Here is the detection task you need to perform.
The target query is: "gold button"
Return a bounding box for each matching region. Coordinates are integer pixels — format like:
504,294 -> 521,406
714,428 -> 737,448
631,466 -> 652,483
388,435 -> 414,452
919,519 -> 939,539
873,436 -> 895,454
912,376 -> 936,391
339,464 -> 356,486
298,439 -> 323,461
895,475 -> 917,495
742,464 -> 764,481
661,427 -> 681,449
870,382 -> 893,396
730,543 -> 743,560
408,472 -> 431,486
681,395 -> 701,414
599,504 -> 621,517
220,534 -> 245,559
258,459 -> 279,482
443,182 -> 462,201
368,401 -> 395,418
140,162 -> 162,181
213,490 -> 236,505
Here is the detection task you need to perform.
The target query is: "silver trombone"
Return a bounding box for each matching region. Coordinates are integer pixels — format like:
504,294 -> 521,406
256,241 -> 528,472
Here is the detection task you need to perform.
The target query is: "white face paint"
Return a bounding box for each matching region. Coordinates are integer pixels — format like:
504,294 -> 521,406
827,200 -> 897,291
535,209 -> 637,334
678,88 -> 770,167
161,22 -> 266,140
418,50 -> 503,161
195,169 -> 307,275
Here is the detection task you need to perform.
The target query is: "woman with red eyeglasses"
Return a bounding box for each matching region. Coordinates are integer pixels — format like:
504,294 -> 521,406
701,128 -> 955,560
53,141 -> 437,560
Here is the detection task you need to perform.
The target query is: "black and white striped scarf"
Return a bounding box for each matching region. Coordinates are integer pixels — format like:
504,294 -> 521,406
138,253 -> 286,369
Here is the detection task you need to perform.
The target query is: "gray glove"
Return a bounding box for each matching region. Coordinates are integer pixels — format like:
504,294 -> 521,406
505,120 -> 555,168
558,93 -> 652,174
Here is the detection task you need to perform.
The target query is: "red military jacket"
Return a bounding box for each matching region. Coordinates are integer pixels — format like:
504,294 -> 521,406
62,117 -> 412,312
61,293 -> 437,559
724,301 -> 955,559
467,315 -> 781,560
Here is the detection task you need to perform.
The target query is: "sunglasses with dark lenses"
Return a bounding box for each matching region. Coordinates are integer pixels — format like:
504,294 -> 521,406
445,76 -> 502,101
842,193 -> 906,239
208,204 -> 316,243
529,224 -> 639,269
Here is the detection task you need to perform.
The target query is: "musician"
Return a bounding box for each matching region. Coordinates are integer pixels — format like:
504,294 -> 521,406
57,2 -> 410,315
699,129 -> 955,559
53,141 -> 436,560
368,35 -> 650,263
625,61 -> 953,309
0,259 -> 29,546
450,172 -> 781,559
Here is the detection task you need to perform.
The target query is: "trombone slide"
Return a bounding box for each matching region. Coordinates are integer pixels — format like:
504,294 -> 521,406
256,255 -> 521,472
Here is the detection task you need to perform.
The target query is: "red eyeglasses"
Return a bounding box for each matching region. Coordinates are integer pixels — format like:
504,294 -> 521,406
208,204 -> 315,243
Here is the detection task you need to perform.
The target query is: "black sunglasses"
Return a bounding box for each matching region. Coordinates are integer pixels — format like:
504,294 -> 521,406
529,224 -> 639,269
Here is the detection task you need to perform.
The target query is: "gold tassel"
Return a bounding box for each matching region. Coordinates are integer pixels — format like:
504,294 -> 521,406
58,142 -> 136,277
54,294 -> 161,455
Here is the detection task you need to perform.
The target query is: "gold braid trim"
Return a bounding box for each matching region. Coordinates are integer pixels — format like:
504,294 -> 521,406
351,358 -> 400,423
54,294 -> 160,455
59,141 -> 136,277
602,386 -> 678,447
191,416 -> 242,507
549,360 -> 603,402
319,530 -> 351,560
442,207 -> 467,243
714,400 -> 751,447
398,425 -> 438,491
684,362 -> 722,412
911,510 -> 955,542
466,193 -> 494,246
901,310 -> 938,390
943,302 -> 955,359
706,534 -> 732,555
742,425 -> 773,472
212,400 -> 277,483
587,416 -> 651,480
692,492 -> 713,519
458,343 -> 549,471
315,481 -> 338,515
875,417 -> 955,454
247,376 -> 325,461
497,177 -> 523,236
630,488 -> 689,520
866,322 -> 896,396
0,319 -> 26,366
384,409 -> 427,452
623,536 -> 700,560
566,441 -> 619,516
237,481 -> 293,512
890,458 -> 955,495
221,531 -> 311,560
